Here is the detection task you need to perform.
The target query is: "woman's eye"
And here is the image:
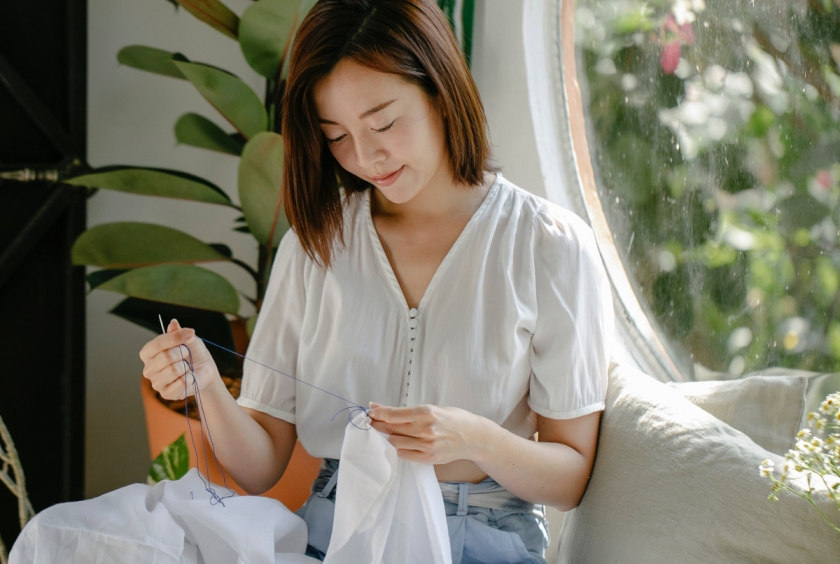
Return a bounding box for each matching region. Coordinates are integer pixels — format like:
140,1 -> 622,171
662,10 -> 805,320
326,134 -> 346,144
374,120 -> 396,133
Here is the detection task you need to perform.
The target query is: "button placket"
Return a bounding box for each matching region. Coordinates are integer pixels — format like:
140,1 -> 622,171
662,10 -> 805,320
401,308 -> 419,407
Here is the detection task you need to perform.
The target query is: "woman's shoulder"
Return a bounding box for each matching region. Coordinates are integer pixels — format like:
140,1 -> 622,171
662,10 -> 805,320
494,174 -> 596,251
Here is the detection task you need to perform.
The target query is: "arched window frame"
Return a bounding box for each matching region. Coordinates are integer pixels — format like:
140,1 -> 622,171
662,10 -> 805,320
522,0 -> 689,382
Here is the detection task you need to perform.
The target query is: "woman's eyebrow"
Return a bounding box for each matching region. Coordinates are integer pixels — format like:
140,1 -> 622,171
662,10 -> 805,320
318,99 -> 397,125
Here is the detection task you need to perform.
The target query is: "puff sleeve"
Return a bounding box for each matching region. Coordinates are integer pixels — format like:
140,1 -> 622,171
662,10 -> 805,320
236,229 -> 309,423
527,203 -> 614,420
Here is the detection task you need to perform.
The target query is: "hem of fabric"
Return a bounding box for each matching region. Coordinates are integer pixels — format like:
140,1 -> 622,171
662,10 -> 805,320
236,397 -> 295,424
528,401 -> 605,420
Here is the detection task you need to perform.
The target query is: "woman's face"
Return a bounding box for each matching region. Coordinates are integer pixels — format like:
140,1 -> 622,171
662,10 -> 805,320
313,59 -> 451,205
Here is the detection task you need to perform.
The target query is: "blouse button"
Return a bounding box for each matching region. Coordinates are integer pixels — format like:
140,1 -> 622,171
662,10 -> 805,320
409,308 -> 418,317
409,328 -> 417,338
408,318 -> 418,329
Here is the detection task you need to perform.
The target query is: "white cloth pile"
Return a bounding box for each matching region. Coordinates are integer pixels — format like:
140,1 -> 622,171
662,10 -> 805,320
10,468 -> 317,564
11,413 -> 451,564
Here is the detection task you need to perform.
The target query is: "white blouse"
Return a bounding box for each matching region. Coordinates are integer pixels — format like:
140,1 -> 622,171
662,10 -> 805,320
237,173 -> 614,459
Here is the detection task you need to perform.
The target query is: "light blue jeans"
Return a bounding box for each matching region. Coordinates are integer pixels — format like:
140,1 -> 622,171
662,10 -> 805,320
296,459 -> 549,564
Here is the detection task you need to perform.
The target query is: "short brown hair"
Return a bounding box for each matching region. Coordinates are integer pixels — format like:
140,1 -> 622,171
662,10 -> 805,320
282,0 -> 494,267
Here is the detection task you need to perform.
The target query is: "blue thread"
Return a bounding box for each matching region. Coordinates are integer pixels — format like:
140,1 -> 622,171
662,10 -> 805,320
331,405 -> 372,430
175,343 -> 236,506
198,337 -> 370,424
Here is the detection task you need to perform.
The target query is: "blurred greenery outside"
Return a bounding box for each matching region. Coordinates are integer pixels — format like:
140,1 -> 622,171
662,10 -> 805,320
575,0 -> 840,376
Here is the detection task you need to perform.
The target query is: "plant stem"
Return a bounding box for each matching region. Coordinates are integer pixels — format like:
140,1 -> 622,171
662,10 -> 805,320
231,257 -> 259,282
752,24 -> 840,112
776,478 -> 840,534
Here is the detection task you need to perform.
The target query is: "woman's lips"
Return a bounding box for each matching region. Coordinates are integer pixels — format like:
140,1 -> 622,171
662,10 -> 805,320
371,166 -> 404,187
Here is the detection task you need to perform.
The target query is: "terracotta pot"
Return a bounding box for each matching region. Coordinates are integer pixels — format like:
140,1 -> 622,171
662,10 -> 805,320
141,375 -> 320,511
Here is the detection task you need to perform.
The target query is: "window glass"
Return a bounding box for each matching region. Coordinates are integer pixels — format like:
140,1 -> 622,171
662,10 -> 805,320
574,0 -> 840,376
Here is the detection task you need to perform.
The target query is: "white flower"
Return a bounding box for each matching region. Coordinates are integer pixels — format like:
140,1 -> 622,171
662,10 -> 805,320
671,0 -> 696,25
760,459 -> 775,478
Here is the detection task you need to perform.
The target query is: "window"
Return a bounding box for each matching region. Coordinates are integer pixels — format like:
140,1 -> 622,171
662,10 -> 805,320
532,0 -> 840,381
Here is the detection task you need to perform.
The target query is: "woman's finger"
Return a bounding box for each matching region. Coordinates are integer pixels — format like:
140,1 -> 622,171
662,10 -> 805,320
158,376 -> 188,401
142,344 -> 190,381
368,404 -> 434,424
387,433 -> 431,452
394,448 -> 433,464
139,328 -> 195,362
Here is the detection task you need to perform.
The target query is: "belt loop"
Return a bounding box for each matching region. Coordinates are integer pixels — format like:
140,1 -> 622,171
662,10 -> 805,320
317,468 -> 339,498
457,482 -> 469,516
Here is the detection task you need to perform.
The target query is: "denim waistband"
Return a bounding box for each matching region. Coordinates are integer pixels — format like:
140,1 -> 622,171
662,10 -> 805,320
313,458 -> 536,513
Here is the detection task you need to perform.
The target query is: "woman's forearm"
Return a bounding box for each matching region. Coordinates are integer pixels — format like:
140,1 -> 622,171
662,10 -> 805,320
468,415 -> 598,511
195,378 -> 297,494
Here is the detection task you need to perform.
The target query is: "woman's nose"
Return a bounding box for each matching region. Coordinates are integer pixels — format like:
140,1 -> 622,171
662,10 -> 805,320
354,136 -> 384,169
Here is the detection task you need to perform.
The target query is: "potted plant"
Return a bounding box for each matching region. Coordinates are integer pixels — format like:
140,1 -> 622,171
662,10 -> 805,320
68,0 -> 474,508
68,0 -> 322,508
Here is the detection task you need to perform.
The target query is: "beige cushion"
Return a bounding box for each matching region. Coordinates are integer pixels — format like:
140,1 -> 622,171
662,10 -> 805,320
556,364 -> 840,564
667,375 -> 806,455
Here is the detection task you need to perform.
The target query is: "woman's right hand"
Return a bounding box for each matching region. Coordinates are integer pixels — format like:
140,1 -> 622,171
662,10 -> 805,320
139,319 -> 221,400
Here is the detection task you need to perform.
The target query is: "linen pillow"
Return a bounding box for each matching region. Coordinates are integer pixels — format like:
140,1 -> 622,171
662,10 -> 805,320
556,364 -> 840,564
667,374 -> 806,456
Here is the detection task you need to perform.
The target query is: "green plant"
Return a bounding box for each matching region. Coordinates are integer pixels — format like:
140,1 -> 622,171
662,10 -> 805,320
69,0 -> 475,376
148,434 -> 190,485
68,0 -> 319,373
576,0 -> 840,375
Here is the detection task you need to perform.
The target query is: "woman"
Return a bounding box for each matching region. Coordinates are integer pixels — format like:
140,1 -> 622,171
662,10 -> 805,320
140,0 -> 614,561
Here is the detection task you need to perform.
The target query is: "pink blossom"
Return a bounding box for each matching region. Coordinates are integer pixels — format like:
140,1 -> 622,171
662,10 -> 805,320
659,15 -> 695,74
817,169 -> 833,189
661,41 -> 682,74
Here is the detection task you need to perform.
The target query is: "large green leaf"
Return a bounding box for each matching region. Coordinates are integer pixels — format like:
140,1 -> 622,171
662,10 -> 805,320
72,222 -> 230,268
117,46 -> 187,79
149,434 -> 190,483
173,61 -> 267,139
238,132 -> 287,247
98,264 -> 240,314
279,0 -> 319,80
175,0 -> 239,40
175,113 -> 243,155
66,167 -> 233,206
240,0 -> 316,79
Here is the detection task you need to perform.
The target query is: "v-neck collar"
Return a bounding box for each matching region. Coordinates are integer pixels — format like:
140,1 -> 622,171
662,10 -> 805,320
364,173 -> 502,313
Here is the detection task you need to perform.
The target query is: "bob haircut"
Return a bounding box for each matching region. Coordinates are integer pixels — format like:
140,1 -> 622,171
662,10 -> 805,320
282,0 -> 494,267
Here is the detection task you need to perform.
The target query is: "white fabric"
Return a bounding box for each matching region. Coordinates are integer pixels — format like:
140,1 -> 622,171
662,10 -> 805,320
324,412 -> 452,564
239,173 -> 614,458
667,375 -> 806,456
10,469 -> 319,564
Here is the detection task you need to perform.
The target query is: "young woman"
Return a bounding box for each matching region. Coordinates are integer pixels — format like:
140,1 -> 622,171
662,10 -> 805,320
140,0 -> 614,561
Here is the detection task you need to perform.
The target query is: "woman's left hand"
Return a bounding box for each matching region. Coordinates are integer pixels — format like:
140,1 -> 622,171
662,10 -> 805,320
367,403 -> 488,465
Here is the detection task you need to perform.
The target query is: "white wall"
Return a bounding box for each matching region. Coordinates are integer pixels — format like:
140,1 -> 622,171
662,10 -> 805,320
471,0 -> 544,197
85,0 -> 539,496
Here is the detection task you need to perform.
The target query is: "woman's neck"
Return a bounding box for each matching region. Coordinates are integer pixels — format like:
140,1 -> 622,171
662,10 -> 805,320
371,168 -> 493,228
